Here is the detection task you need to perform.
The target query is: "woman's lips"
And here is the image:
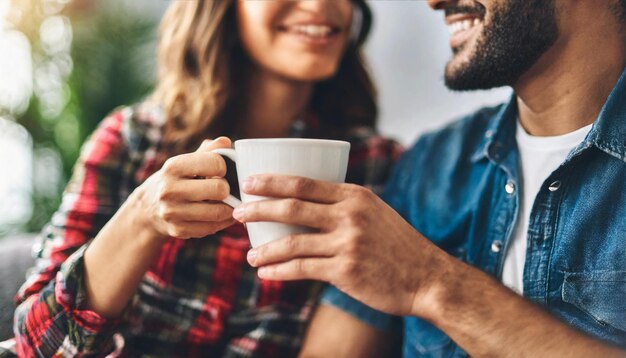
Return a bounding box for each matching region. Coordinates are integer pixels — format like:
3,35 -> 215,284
278,24 -> 341,46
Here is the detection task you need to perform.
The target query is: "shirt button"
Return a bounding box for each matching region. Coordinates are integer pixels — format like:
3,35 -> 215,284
491,240 -> 503,253
485,130 -> 494,138
505,181 -> 516,195
548,180 -> 562,192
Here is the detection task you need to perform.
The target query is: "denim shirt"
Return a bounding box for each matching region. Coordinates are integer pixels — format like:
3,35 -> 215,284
322,69 -> 626,357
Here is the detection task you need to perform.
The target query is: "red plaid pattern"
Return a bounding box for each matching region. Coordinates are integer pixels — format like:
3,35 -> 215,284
8,103 -> 403,357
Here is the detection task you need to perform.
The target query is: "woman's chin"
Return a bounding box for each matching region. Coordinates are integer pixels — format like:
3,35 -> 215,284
280,66 -> 339,83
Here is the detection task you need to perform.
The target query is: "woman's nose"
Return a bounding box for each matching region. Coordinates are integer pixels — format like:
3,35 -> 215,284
298,0 -> 338,11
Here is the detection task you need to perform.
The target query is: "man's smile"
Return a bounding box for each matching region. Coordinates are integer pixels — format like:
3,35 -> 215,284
446,12 -> 484,49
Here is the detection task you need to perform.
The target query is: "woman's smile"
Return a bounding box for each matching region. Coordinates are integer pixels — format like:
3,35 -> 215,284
277,23 -> 342,47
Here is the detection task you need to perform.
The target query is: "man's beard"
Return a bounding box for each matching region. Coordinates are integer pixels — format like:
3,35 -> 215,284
445,0 -> 559,91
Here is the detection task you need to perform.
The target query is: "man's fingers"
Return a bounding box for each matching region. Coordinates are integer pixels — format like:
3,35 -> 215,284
242,175 -> 351,204
255,257 -> 331,281
234,198 -> 332,229
248,233 -> 336,267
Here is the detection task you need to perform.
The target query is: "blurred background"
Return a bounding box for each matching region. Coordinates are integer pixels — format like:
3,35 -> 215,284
0,0 -> 511,242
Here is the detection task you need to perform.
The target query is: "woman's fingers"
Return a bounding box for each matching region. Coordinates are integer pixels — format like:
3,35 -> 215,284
160,178 -> 231,202
167,219 -> 236,239
160,201 -> 234,223
170,136 -> 231,179
163,151 -> 228,179
196,137 -> 232,152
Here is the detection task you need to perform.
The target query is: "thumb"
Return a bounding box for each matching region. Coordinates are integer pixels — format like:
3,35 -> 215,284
197,137 -> 232,152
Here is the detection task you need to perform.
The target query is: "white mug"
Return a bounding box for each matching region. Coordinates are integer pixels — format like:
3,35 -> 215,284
213,138 -> 350,248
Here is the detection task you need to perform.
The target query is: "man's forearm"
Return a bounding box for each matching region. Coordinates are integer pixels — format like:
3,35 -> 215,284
419,256 -> 624,357
238,175 -> 625,356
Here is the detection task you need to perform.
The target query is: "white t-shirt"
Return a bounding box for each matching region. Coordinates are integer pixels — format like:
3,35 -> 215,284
501,121 -> 593,294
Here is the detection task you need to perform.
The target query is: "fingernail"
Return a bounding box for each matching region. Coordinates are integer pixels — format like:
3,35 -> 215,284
233,206 -> 245,221
242,177 -> 255,192
247,249 -> 257,265
258,267 -> 267,278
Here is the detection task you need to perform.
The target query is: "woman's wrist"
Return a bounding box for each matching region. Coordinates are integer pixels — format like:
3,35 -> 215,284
82,186 -> 168,318
125,186 -> 170,247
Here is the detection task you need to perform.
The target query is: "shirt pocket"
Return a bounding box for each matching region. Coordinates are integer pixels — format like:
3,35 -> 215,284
561,271 -> 626,332
404,317 -> 461,357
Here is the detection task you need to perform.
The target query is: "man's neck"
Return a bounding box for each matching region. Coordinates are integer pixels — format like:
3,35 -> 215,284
514,3 -> 626,137
241,67 -> 313,139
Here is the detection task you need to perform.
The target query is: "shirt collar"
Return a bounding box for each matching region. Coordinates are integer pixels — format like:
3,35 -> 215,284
471,94 -> 518,163
472,66 -> 626,164
585,66 -> 626,163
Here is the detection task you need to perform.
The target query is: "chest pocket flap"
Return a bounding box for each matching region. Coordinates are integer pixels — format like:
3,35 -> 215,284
562,271 -> 626,332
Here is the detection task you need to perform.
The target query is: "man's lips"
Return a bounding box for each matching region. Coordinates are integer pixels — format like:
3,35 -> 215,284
446,13 -> 483,49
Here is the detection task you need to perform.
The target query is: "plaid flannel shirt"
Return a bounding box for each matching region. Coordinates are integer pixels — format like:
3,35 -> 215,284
7,102 -> 403,357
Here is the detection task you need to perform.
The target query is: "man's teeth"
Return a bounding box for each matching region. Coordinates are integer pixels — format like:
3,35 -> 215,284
289,25 -> 334,38
448,18 -> 481,35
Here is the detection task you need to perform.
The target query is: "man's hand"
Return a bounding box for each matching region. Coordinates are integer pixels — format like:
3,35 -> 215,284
234,175 -> 626,357
233,174 -> 449,318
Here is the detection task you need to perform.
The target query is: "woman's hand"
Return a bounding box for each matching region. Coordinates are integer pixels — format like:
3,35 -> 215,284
137,137 -> 236,240
83,137 -> 236,318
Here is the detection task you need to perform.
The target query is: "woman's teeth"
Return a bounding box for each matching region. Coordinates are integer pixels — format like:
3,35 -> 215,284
448,18 -> 481,36
287,25 -> 334,38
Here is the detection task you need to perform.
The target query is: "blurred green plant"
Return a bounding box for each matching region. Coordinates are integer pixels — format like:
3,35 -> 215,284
8,0 -> 158,233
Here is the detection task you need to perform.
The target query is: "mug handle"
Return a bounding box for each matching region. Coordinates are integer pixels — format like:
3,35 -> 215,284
212,148 -> 242,208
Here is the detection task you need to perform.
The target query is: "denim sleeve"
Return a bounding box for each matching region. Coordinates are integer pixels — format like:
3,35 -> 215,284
320,286 -> 402,332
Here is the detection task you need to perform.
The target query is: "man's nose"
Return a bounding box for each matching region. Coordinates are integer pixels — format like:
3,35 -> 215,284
427,0 -> 451,10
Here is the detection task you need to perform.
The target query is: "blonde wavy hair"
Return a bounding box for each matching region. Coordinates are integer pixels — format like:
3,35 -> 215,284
152,0 -> 376,154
